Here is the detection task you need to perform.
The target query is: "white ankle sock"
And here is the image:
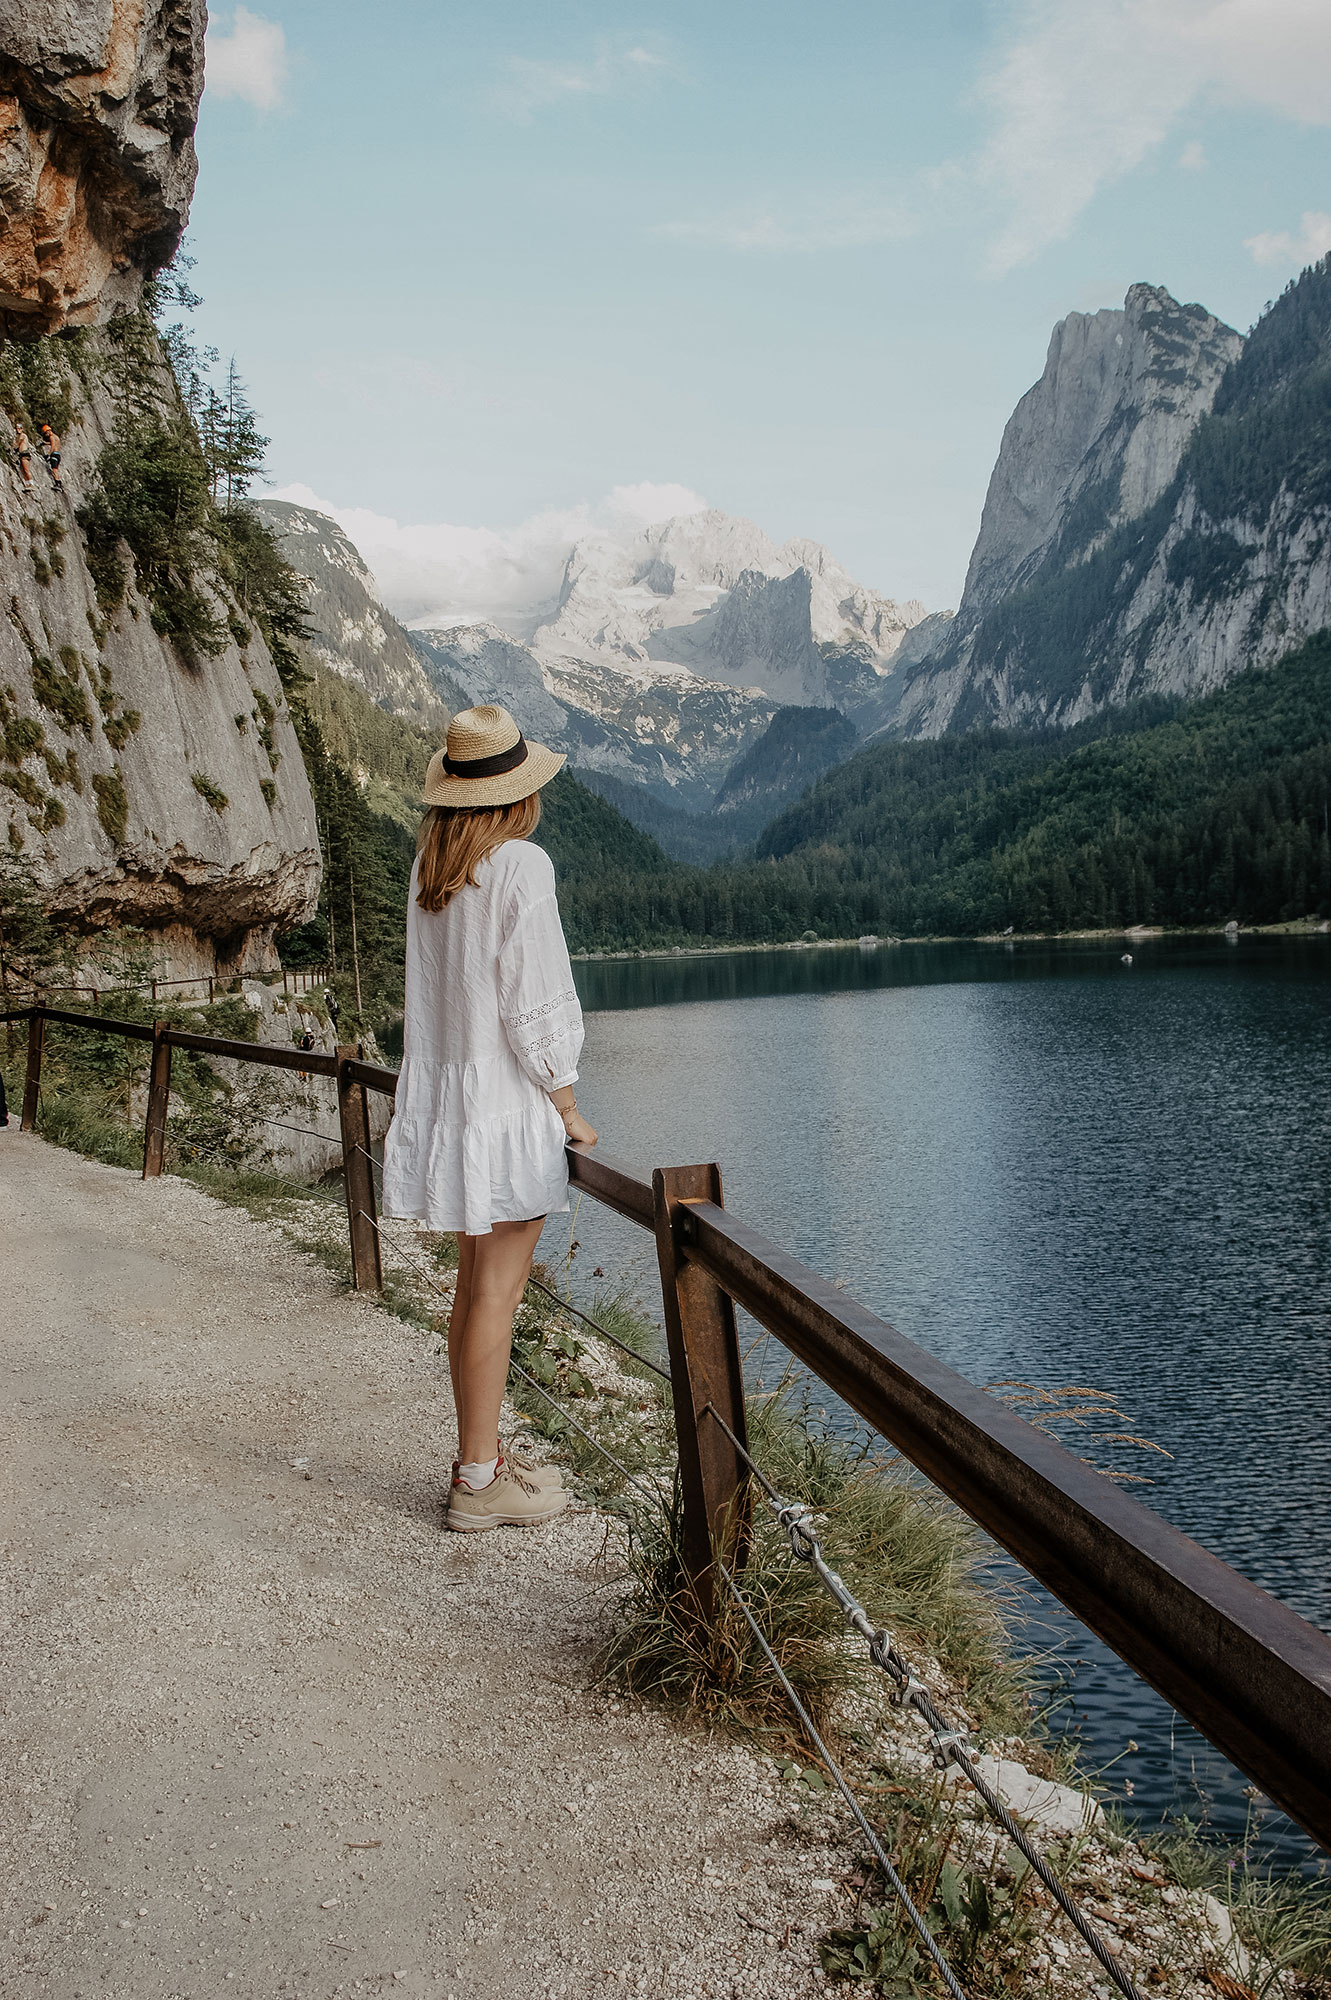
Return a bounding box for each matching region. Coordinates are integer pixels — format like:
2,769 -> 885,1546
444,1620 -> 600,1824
457,1454 -> 499,1490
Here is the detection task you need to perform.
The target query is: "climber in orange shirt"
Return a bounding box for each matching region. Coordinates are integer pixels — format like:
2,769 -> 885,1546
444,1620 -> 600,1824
39,423 -> 62,487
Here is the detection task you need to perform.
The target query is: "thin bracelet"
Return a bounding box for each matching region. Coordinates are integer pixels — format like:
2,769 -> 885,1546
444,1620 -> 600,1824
557,1096 -> 578,1120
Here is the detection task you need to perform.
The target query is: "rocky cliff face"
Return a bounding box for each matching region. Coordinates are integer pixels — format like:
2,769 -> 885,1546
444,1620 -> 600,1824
0,0 -> 203,337
535,508 -> 935,727
251,503 -> 936,816
412,619 -> 774,810
897,284 -> 1246,734
253,499 -> 461,722
1,332 -> 320,976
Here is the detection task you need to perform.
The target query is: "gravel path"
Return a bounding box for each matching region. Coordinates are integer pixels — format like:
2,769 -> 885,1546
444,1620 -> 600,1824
0,1131 -> 850,2000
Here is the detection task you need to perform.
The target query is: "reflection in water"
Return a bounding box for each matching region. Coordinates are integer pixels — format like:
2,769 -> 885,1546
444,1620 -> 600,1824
546,936 -> 1331,1864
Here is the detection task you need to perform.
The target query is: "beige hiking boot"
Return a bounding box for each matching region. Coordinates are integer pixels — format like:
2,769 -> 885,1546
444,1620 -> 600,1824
447,1459 -> 569,1533
501,1442 -> 564,1492
448,1448 -> 564,1500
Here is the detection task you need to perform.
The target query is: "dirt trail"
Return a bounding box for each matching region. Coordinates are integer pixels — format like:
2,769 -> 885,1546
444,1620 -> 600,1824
0,1131 -> 846,2000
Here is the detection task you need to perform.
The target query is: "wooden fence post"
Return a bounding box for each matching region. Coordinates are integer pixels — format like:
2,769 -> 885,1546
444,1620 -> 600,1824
337,1043 -> 382,1292
20,1006 -> 44,1130
142,1023 -> 172,1178
652,1162 -> 751,1616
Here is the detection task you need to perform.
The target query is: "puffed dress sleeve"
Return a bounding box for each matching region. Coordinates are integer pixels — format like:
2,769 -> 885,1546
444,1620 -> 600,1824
496,846 -> 585,1090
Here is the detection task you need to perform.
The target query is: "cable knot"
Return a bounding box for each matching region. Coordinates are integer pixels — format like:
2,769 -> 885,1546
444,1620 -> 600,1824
868,1628 -> 899,1676
779,1503 -> 817,1559
928,1729 -> 969,1771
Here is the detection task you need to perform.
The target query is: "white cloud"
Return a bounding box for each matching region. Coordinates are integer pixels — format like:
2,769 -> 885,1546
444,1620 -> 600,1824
1245,209 -> 1331,269
496,38 -> 671,122
268,481 -> 707,634
974,0 -> 1331,273
206,6 -> 288,111
658,197 -> 916,254
1178,139 -> 1207,169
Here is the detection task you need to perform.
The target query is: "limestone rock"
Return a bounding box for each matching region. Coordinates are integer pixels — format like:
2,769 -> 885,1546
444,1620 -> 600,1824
963,284 -> 1240,619
412,619 -> 774,809
252,500 -> 460,722
0,0 -> 204,336
898,283 -> 1245,735
1,328 -> 319,976
534,508 -> 935,727
945,1755 -> 1103,1840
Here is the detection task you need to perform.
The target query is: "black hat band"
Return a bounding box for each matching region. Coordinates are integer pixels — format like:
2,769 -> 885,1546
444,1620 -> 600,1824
441,734 -> 529,779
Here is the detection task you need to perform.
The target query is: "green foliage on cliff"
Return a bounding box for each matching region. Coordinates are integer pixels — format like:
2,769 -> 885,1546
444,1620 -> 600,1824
69,274 -> 310,682
78,407 -> 231,663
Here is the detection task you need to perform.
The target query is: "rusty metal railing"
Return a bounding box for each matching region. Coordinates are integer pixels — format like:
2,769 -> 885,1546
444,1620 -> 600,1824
6,999 -> 1331,1853
0,963 -> 332,1006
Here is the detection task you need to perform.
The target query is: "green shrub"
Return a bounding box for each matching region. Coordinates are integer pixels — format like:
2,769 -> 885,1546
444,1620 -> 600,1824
216,505 -> 310,690
1,685 -> 44,764
0,336 -> 76,435
259,778 -> 277,808
92,765 -> 129,842
78,413 -> 228,665
1,768 -> 43,808
30,651 -> 92,736
191,771 -> 229,811
102,709 -> 141,750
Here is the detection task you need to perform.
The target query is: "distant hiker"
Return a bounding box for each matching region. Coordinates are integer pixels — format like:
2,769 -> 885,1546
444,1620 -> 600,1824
296,1026 -> 316,1081
380,703 -> 596,1534
39,423 -> 61,487
12,423 -> 33,489
324,987 -> 340,1031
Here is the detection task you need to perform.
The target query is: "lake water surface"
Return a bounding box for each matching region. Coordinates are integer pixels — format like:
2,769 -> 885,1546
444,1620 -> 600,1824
541,936 -> 1331,1863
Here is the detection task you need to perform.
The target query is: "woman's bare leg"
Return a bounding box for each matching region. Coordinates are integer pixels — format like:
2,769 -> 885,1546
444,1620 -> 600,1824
447,1217 -> 545,1466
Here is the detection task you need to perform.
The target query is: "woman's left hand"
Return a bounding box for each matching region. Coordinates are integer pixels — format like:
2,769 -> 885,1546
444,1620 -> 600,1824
561,1107 -> 598,1147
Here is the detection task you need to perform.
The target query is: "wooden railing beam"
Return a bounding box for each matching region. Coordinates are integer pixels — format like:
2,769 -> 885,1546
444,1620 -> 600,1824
142,1023 -> 172,1179
20,1006 -> 44,1130
652,1162 -> 750,1614
337,1043 -> 382,1293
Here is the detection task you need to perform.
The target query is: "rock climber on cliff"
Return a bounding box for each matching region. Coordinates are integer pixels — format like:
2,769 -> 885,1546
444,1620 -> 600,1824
39,423 -> 62,488
11,422 -> 33,490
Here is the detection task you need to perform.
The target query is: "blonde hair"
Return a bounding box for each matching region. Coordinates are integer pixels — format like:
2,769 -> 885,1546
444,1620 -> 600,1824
415,794 -> 542,911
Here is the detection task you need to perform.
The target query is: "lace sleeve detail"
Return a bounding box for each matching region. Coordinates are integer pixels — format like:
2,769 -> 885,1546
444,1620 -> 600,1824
497,863 -> 584,1088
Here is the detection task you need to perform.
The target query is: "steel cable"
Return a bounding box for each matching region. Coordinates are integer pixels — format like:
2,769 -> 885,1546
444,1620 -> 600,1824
701,1401 -> 1145,2000
354,1205 -> 967,1996
523,1271 -> 672,1382
350,1150 -> 673,1384
258,1113 -> 339,1145
712,1550 -> 969,2000
145,1122 -> 343,1206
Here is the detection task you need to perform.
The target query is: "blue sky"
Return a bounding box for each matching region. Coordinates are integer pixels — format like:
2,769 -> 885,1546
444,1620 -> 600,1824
189,1 -> 1331,623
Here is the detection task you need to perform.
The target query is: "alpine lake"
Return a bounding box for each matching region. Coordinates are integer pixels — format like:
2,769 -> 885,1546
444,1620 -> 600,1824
539,932 -> 1331,1867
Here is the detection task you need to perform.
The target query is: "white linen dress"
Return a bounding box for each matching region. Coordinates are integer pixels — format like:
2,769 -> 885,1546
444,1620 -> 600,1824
381,839 -> 584,1234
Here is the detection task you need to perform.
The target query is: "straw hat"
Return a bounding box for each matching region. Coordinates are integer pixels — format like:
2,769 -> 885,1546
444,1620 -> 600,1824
422,703 -> 565,809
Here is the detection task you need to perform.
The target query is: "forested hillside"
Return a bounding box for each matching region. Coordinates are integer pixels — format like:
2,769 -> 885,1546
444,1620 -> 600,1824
288,633 -> 1331,984
535,638 -> 1331,948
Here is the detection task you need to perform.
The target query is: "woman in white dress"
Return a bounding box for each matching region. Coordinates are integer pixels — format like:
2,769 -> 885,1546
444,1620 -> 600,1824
382,705 -> 598,1532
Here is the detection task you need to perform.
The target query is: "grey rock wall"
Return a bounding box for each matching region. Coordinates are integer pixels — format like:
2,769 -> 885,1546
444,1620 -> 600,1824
253,500 -> 463,721
0,0 -> 203,336
1,330 -> 320,976
898,284 -> 1244,735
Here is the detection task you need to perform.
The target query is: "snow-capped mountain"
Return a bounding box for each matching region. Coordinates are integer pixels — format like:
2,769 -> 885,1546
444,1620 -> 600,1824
411,621 -> 775,809
532,509 -> 941,723
257,498 -> 942,814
